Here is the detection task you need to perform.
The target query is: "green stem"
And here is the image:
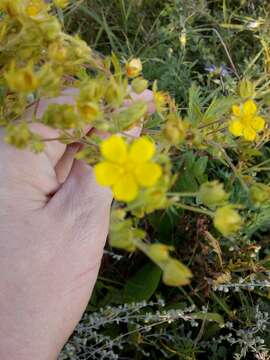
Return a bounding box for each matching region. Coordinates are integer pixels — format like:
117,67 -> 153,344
168,192 -> 198,197
176,203 -> 213,217
207,140 -> 249,193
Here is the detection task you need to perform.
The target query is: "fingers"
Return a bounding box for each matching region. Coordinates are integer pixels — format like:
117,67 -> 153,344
47,161 -> 112,248
54,143 -> 82,184
124,89 -> 156,115
26,89 -> 92,184
25,88 -> 80,168
27,88 -> 153,169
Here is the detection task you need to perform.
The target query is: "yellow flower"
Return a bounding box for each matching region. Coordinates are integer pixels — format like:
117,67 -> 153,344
0,0 -> 22,17
152,81 -> 168,113
154,91 -> 167,113
94,135 -> 162,202
228,100 -> 265,141
25,0 -> 48,17
126,58 -> 142,78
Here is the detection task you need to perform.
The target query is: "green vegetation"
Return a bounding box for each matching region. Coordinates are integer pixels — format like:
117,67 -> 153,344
59,1 -> 270,359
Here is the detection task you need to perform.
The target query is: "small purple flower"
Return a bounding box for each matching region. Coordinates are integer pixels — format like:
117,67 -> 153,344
205,64 -> 231,77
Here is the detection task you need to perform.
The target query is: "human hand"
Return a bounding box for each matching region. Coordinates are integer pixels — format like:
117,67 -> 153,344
0,89 -> 154,359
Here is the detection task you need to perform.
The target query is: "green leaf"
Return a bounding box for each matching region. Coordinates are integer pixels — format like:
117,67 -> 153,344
187,84 -> 203,125
176,152 -> 208,192
191,312 -> 224,326
124,262 -> 162,302
202,96 -> 236,123
193,156 -> 208,183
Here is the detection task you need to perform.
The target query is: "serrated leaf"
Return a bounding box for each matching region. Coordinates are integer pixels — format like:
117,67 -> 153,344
187,84 -> 203,125
202,96 -> 236,123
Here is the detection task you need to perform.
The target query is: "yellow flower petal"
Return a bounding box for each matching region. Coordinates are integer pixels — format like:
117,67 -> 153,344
113,175 -> 139,202
229,120 -> 243,137
94,162 -> 122,186
129,137 -> 155,163
252,116 -> 265,131
134,162 -> 162,187
242,100 -> 257,116
100,135 -> 128,164
232,105 -> 241,117
243,127 -> 256,141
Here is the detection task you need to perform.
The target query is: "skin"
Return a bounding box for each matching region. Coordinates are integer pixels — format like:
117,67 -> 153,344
0,89 -> 154,359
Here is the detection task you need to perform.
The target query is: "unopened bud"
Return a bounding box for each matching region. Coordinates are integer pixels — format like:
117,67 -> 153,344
214,205 -> 242,237
238,78 -> 255,99
164,114 -> 186,144
105,77 -> 124,106
39,18 -> 61,41
179,29 -> 187,49
163,259 -> 192,286
4,63 -> 39,92
198,181 -> 229,208
77,101 -> 101,122
131,77 -> 148,94
149,244 -> 170,262
250,183 -> 270,204
48,42 -> 68,62
126,58 -> 142,78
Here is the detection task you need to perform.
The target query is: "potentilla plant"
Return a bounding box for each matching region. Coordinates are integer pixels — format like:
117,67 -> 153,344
1,0 -> 270,288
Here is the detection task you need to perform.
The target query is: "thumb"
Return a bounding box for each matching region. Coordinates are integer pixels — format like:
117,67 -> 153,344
46,160 -> 112,258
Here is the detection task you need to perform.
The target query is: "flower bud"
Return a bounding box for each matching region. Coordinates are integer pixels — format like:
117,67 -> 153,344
198,181 -> 229,208
131,77 -> 148,94
39,17 -> 61,41
48,42 -> 68,63
126,58 -> 142,78
144,188 -> 168,213
4,63 -> 39,93
110,220 -> 136,252
5,123 -> 31,149
79,80 -> 105,102
77,101 -> 101,122
26,0 -> 48,17
109,219 -> 145,253
250,183 -> 270,204
164,114 -> 186,144
74,38 -> 91,60
162,259 -> 192,286
238,78 -> 255,99
149,244 -> 170,262
105,77 -> 125,106
0,0 -> 22,17
179,29 -> 187,49
153,84 -> 168,113
42,104 -> 80,129
214,205 -> 242,237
